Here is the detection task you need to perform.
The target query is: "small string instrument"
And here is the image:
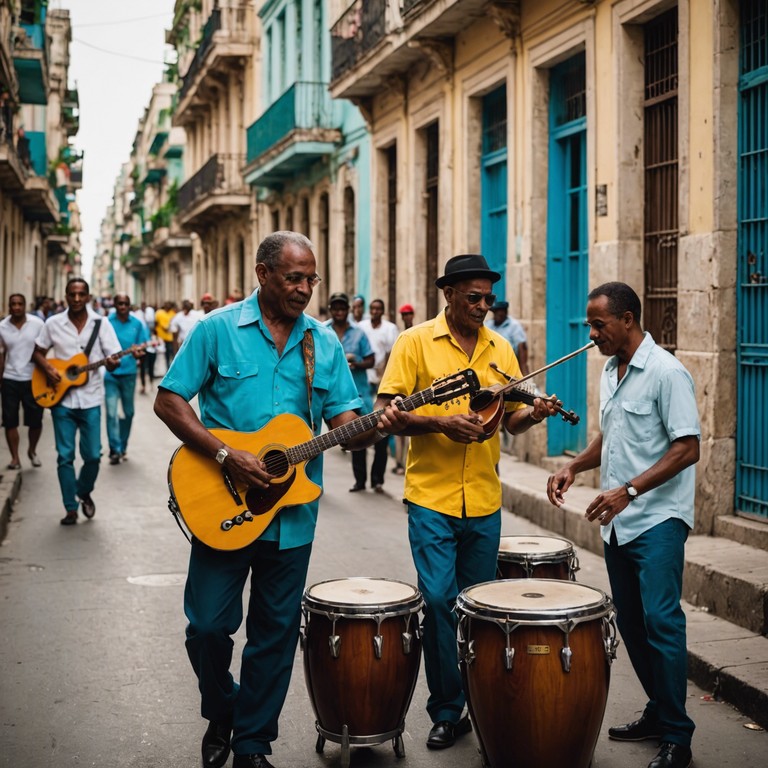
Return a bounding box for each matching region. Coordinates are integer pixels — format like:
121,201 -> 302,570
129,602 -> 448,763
469,342 -> 595,437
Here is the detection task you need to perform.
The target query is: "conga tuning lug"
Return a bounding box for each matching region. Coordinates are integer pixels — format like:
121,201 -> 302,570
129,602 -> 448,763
402,631 -> 412,654
504,646 -> 515,671
329,634 -> 341,658
560,645 -> 573,673
373,634 -> 383,659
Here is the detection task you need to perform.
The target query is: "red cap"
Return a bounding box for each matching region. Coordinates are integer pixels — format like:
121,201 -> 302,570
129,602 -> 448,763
201,293 -> 214,301
399,303 -> 415,314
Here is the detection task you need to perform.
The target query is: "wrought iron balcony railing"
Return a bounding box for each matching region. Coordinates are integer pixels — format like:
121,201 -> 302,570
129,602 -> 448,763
246,82 -> 339,163
177,153 -> 246,214
331,0 -> 387,82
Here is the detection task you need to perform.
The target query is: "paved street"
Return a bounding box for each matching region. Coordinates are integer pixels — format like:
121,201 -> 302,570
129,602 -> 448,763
1,389 -> 766,767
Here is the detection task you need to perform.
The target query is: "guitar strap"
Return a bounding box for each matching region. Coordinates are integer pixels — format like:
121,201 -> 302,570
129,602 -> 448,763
301,329 -> 316,433
83,319 -> 101,359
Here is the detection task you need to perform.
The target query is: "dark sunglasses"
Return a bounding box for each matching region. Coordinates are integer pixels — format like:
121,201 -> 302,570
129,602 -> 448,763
452,288 -> 496,306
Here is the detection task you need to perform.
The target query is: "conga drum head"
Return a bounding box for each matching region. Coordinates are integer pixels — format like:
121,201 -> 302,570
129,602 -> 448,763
497,535 -> 577,580
303,577 -> 422,617
460,578 -> 608,623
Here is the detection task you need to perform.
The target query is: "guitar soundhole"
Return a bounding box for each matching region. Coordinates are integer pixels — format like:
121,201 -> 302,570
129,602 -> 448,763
470,390 -> 495,410
263,449 -> 289,478
66,366 -> 80,381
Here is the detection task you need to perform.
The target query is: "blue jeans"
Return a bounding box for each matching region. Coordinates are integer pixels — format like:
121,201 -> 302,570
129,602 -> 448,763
604,518 -> 695,746
184,539 -> 312,756
50,405 -> 102,513
407,502 -> 501,724
104,373 -> 137,455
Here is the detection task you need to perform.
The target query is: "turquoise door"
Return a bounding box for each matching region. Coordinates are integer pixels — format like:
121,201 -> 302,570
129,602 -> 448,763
546,54 -> 588,454
736,0 -> 768,520
481,86 -> 508,298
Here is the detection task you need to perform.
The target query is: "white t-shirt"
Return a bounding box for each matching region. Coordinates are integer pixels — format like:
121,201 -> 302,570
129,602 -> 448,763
0,314 -> 45,381
170,310 -> 203,344
358,318 -> 399,386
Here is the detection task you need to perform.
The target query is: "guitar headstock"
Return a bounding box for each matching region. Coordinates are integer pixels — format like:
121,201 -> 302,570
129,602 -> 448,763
431,369 -> 480,405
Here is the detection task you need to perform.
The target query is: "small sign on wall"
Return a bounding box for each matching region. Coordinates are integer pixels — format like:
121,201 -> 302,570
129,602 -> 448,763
596,184 -> 608,217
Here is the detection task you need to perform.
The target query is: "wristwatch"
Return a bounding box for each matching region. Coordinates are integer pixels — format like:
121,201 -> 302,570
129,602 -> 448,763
215,447 -> 229,465
625,481 -> 638,502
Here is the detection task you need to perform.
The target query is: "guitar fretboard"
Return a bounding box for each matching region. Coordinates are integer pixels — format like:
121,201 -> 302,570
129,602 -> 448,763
287,387 -> 436,465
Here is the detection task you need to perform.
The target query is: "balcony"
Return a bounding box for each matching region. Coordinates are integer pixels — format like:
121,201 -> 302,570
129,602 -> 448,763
177,153 -> 249,227
174,3 -> 255,126
0,109 -> 26,191
243,82 -> 342,188
62,88 -> 79,136
330,0 -> 493,100
13,22 -> 48,105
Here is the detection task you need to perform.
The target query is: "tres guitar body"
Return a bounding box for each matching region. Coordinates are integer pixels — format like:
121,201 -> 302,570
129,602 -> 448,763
31,353 -> 89,407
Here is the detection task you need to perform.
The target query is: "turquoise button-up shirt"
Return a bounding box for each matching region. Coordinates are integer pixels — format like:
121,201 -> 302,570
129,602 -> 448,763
107,314 -> 149,376
599,332 -> 700,545
323,320 -> 373,411
160,291 -> 362,549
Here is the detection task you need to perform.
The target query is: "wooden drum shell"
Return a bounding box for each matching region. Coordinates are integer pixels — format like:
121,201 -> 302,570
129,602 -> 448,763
457,579 -> 616,768
302,578 -> 423,740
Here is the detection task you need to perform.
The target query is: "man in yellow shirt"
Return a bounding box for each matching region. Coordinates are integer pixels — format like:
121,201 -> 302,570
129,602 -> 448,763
154,301 -> 176,372
376,254 -> 555,750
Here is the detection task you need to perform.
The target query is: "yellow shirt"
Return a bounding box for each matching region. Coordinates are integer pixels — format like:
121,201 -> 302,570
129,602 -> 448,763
378,309 -> 524,517
155,308 -> 176,342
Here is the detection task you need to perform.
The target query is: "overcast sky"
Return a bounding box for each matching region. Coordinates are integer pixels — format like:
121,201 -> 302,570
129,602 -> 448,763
53,0 -> 176,279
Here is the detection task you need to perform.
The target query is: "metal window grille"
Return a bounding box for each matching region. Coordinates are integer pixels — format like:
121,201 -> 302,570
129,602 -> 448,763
343,186 -> 356,296
482,87 -> 507,155
387,144 -> 398,321
737,0 -> 768,519
425,122 -> 439,319
643,7 -> 679,352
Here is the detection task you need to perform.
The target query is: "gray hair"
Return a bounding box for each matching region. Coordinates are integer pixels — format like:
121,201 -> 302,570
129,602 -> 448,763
256,231 -> 314,269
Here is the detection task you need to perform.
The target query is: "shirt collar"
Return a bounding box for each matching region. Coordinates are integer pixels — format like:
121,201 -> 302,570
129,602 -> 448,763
606,331 -> 654,372
238,289 -> 312,335
433,308 -> 496,355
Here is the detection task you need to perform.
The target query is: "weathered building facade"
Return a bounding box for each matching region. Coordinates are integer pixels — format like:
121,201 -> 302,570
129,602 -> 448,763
329,0 -> 767,530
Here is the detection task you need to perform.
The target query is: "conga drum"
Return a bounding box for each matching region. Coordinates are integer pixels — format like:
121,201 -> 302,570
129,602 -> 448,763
497,534 -> 579,580
456,579 -> 618,768
301,577 -> 423,767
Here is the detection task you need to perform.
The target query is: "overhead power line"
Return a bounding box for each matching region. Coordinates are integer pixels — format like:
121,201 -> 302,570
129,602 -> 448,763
73,38 -> 167,65
75,13 -> 172,28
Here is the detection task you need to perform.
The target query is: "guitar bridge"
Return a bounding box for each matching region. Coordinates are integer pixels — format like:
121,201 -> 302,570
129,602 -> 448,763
221,467 -> 244,505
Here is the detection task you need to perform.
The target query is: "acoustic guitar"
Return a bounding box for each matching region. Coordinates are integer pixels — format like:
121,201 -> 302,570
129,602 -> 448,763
31,341 -> 160,408
167,368 -> 480,551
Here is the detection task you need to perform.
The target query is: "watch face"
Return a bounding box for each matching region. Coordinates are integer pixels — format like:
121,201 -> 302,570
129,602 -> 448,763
626,483 -> 638,498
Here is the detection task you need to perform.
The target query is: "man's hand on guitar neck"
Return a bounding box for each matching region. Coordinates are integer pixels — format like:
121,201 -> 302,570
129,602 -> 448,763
104,353 -> 121,372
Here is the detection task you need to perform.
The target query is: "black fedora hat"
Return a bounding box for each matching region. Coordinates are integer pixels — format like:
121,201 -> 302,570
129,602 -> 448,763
435,254 -> 501,289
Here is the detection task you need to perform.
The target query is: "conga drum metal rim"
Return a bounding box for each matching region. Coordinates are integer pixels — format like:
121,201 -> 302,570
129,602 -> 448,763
303,576 -> 423,620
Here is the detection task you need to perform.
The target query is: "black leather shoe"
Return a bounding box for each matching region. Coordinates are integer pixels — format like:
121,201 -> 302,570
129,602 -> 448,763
608,713 -> 662,742
349,484 -> 365,492
80,494 -> 96,519
648,742 -> 692,768
426,714 -> 471,749
201,720 -> 232,768
232,755 -> 275,768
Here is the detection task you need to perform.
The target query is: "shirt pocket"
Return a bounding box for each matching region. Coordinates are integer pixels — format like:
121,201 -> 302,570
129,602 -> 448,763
621,399 -> 654,443
217,362 -> 260,398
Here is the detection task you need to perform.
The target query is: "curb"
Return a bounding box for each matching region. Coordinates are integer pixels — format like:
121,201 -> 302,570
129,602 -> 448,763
0,470 -> 22,544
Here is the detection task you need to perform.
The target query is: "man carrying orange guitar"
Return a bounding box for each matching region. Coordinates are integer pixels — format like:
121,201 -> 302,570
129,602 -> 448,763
154,231 -> 381,768
32,277 -> 123,525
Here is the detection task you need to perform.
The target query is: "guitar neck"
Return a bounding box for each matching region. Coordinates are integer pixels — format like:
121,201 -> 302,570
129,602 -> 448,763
79,343 -> 147,374
287,386 -> 436,465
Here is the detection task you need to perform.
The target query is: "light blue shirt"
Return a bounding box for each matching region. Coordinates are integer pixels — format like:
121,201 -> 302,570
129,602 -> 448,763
106,314 -> 149,377
485,315 -> 527,355
160,290 -> 362,549
323,320 -> 373,411
599,332 -> 700,545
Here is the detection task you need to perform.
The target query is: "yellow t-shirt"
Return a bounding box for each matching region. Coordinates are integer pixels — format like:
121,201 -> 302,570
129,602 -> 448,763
155,308 -> 176,342
378,309 -> 524,517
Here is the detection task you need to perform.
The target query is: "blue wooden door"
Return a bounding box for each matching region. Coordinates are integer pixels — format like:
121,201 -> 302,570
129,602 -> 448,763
481,86 -> 508,299
546,54 -> 588,454
736,0 -> 768,520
